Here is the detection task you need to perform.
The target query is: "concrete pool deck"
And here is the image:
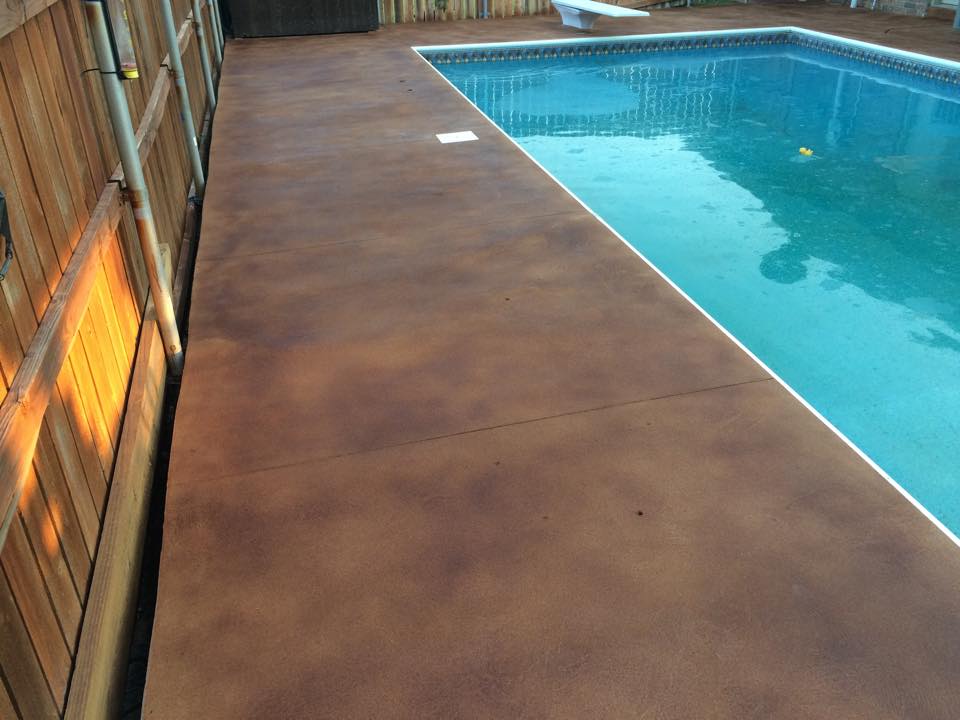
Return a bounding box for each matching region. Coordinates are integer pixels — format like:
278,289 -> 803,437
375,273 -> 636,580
144,6 -> 960,718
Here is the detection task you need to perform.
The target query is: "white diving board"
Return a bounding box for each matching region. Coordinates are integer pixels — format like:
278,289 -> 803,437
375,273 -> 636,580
551,0 -> 649,30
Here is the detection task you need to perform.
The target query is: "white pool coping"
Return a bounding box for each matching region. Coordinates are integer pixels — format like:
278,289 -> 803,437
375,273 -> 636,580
412,27 -> 960,550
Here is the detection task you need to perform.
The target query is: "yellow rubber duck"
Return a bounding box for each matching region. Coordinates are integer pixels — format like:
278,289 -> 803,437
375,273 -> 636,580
799,147 -> 814,156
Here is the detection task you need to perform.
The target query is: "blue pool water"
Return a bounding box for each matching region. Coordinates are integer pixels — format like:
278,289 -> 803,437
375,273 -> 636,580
432,36 -> 960,536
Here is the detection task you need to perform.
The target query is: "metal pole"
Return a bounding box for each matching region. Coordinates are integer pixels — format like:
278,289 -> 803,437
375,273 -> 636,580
84,0 -> 184,375
209,0 -> 226,63
204,0 -> 223,67
160,0 -> 205,197
192,0 -> 218,111
954,4 -> 959,30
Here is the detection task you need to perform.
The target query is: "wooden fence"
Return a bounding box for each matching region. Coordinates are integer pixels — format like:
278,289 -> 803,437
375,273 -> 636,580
0,0 -> 217,717
378,0 -> 555,23
375,0 -> 644,24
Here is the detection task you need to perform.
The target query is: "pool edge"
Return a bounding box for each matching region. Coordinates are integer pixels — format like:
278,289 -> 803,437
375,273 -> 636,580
411,34 -> 960,551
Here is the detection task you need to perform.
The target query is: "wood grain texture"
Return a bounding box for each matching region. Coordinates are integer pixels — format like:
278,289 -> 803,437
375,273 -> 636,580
0,568 -> 58,719
0,672 -> 17,720
0,0 -> 211,715
376,0 -> 554,23
0,518 -> 70,702
0,0 -> 197,545
64,248 -> 174,720
0,186 -> 123,548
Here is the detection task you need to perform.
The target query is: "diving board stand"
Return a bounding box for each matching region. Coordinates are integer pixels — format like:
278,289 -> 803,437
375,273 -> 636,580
551,0 -> 649,30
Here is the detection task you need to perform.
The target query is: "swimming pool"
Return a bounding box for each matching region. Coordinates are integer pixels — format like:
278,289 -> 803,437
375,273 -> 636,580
418,29 -> 960,541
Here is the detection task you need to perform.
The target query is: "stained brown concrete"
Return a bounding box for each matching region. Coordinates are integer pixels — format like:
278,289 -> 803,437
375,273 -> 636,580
144,6 -> 960,718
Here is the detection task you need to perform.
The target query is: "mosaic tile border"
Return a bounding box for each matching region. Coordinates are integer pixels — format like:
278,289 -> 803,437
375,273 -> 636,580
419,29 -> 960,86
791,33 -> 960,84
420,31 -> 790,64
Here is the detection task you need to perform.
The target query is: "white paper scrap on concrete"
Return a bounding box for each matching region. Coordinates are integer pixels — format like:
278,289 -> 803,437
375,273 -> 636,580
436,131 -> 478,144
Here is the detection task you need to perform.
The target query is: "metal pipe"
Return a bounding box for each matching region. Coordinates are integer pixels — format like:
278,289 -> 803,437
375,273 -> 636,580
205,0 -> 224,67
209,0 -> 226,62
192,0 -> 218,111
84,0 -> 184,375
159,0 -> 205,197
482,0 -> 489,18
954,4 -> 959,30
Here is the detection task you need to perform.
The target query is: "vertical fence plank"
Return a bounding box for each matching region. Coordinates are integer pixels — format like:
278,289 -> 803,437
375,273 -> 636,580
31,426 -> 92,593
377,0 -> 561,21
35,10 -> 98,209
0,56 -> 66,296
50,2 -> 107,190
0,569 -> 58,720
24,15 -> 94,224
0,31 -> 80,263
0,670 -> 17,719
1,521 -> 71,707
17,471 -> 83,634
39,402 -> 100,556
0,113 -> 58,314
